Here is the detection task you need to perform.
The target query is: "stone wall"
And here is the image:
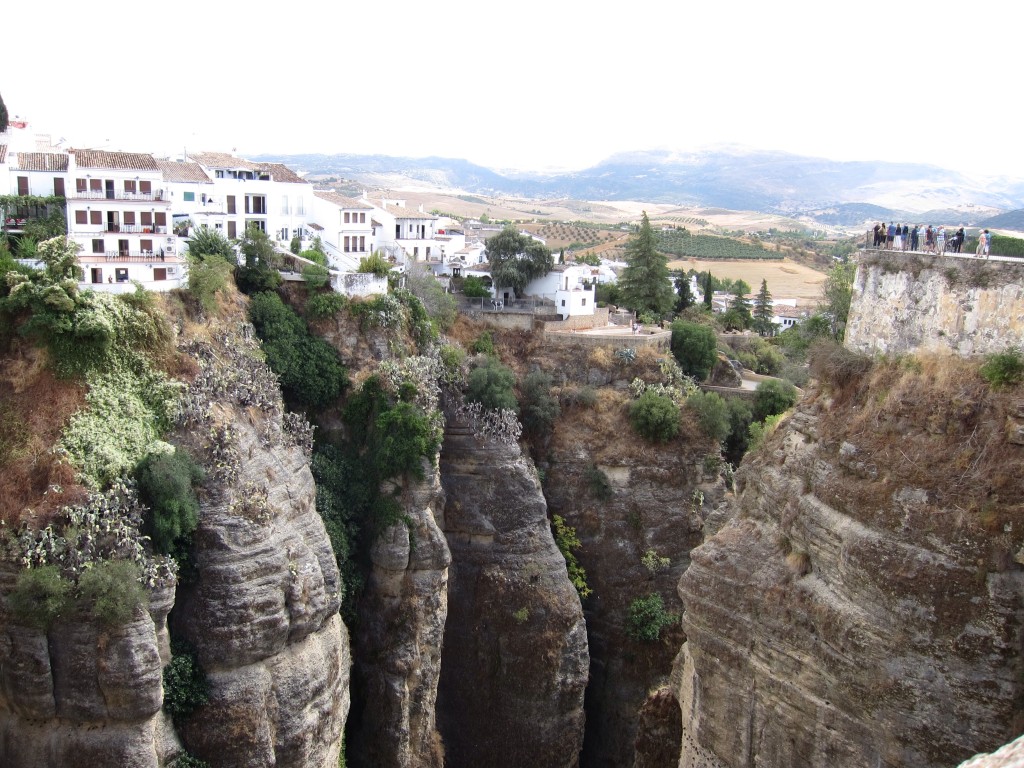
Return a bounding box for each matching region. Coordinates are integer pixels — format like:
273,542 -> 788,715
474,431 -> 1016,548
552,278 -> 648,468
845,252 -> 1024,356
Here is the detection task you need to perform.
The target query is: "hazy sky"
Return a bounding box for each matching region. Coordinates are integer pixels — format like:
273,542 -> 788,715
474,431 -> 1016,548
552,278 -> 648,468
4,0 -> 1019,179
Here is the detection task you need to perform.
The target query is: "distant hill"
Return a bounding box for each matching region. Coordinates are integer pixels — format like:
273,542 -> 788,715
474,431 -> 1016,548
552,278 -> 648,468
255,148 -> 1024,228
977,209 -> 1024,230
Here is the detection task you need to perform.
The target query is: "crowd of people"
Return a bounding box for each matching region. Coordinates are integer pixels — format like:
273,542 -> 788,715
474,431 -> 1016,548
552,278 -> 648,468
871,223 -> 992,257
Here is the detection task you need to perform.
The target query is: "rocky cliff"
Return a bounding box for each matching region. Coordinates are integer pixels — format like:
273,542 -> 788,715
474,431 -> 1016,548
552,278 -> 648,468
436,420 -> 589,767
675,354 -> 1024,768
846,252 -> 1024,356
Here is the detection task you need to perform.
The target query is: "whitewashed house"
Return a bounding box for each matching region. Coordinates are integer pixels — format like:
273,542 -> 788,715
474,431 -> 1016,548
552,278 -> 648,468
310,190 -> 375,270
371,199 -> 439,261
2,150 -> 68,246
186,152 -> 313,247
522,264 -> 597,319
66,149 -> 185,292
155,159 -> 215,235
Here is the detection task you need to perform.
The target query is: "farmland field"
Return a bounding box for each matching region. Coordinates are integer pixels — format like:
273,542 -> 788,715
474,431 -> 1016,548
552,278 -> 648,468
669,258 -> 828,305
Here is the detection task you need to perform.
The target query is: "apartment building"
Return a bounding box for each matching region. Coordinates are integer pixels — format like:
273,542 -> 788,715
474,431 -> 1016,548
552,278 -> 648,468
310,190 -> 375,270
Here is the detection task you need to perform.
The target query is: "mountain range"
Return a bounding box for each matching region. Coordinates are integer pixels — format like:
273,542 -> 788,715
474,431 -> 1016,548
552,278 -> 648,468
255,147 -> 1024,229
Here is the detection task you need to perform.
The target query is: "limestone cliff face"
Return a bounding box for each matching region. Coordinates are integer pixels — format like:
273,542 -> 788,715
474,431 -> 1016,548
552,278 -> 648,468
846,252 -> 1024,356
675,385 -> 1024,768
171,405 -> 350,768
543,433 -> 721,768
0,573 -> 180,767
349,467 -> 450,768
436,422 -> 589,768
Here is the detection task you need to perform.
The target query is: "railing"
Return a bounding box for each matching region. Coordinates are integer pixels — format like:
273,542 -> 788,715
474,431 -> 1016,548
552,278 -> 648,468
72,191 -> 167,202
86,251 -> 178,262
98,224 -> 168,234
460,296 -> 555,314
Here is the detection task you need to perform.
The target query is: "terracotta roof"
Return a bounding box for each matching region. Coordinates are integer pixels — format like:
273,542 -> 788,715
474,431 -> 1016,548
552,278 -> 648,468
314,190 -> 373,209
156,159 -> 213,184
257,162 -> 306,184
308,222 -> 324,231
72,149 -> 159,171
188,151 -> 262,171
0,145 -> 7,164
14,152 -> 70,171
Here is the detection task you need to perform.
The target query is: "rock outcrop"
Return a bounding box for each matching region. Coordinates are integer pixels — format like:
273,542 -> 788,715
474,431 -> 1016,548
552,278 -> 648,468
846,252 -> 1024,356
171,406 -> 350,768
676,372 -> 1024,768
349,467 -> 450,768
436,422 -> 589,768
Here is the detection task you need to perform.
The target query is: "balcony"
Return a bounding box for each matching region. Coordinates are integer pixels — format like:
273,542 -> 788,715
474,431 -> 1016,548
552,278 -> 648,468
72,190 -> 167,203
101,225 -> 168,235
85,251 -> 181,263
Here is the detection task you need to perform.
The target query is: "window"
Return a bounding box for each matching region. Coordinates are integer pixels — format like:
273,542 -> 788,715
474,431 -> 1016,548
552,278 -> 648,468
90,210 -> 102,225
359,236 -> 365,251
227,195 -> 236,214
344,236 -> 350,252
215,170 -> 225,178
75,210 -> 87,225
183,191 -> 195,202
359,212 -> 365,223
124,180 -> 136,194
246,219 -> 266,233
155,212 -> 167,226
54,178 -> 65,197
76,178 -> 87,193
115,268 -> 129,282
91,268 -> 103,284
124,211 -> 136,226
92,239 -> 104,254
17,177 -> 28,195
140,180 -> 152,194
344,212 -> 350,224
281,196 -> 289,215
154,268 -> 167,281
141,212 -> 153,226
141,239 -> 153,253
296,198 -> 304,215
90,179 -> 102,193
227,221 -> 237,238
582,298 -> 586,306
561,299 -> 566,306
244,195 -> 266,214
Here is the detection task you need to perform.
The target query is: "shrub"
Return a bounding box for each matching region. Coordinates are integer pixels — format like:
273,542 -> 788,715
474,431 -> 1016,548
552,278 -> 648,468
77,559 -> 147,627
301,263 -> 330,291
724,396 -> 754,465
373,401 -> 442,479
686,390 -> 730,442
520,370 -> 560,438
626,593 -> 678,641
980,348 -> 1024,388
466,357 -> 518,412
629,391 -> 680,442
357,250 -> 392,278
187,226 -> 236,262
585,463 -> 612,500
306,291 -> 346,319
162,639 -> 210,721
290,235 -> 302,255
299,248 -> 327,266
8,565 -> 70,629
670,320 -> 718,380
136,448 -> 205,555
462,275 -> 491,298
552,515 -> 592,599
808,338 -> 871,388
560,385 -> 597,409
752,379 -> 799,423
748,413 -> 784,452
470,330 -> 495,356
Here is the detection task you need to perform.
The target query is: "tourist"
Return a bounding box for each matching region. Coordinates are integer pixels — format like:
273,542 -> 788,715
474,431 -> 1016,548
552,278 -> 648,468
978,229 -> 991,258
925,225 -> 934,253
901,224 -> 910,251
886,223 -> 895,250
937,226 -> 946,254
873,223 -> 882,248
910,225 -> 920,252
893,224 -> 903,251
953,227 -> 965,254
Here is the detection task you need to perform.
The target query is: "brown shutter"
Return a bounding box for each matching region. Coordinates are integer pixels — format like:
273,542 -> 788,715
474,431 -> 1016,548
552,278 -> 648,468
140,180 -> 152,194
17,177 -> 29,195
141,212 -> 153,226
227,196 -> 236,214
75,210 -> 87,225
227,221 -> 237,238
90,179 -> 102,192
124,180 -> 136,193
76,178 -> 87,193
124,211 -> 136,226
54,178 -> 65,197
141,239 -> 153,252
155,212 -> 167,226
90,210 -> 102,225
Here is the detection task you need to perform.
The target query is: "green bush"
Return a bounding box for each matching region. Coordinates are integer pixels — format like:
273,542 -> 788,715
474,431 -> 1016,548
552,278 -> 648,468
299,248 -> 327,266
462,275 -> 491,298
301,263 -> 330,291
136,448 -> 204,554
77,560 -> 147,627
724,396 -> 754,465
626,593 -> 678,641
187,226 -> 236,262
306,291 -> 346,319
552,515 -> 592,599
629,391 -> 680,442
670,320 -> 718,380
751,379 -> 799,423
520,370 -> 560,438
248,291 -> 347,409
686,390 -> 730,442
187,255 -> 232,314
584,463 -> 612,500
466,357 -> 518,412
8,565 -> 70,630
162,639 -> 210,721
748,413 -> 784,453
470,330 -> 496,356
175,754 -> 211,768
980,348 -> 1024,388
357,250 -> 392,277
373,401 -> 442,479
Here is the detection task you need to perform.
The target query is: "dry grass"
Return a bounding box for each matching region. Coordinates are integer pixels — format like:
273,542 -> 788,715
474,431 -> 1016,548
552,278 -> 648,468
668,257 -> 827,305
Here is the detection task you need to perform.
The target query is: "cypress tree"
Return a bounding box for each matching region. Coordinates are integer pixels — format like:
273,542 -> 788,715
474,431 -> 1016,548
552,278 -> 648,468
618,212 -> 673,316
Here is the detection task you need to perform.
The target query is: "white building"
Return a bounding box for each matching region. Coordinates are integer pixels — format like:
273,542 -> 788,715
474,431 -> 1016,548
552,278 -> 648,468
371,199 -> 439,261
522,264 -> 597,319
186,152 -> 314,247
66,149 -> 185,292
155,159 -> 215,234
310,190 -> 375,270
2,150 -> 68,246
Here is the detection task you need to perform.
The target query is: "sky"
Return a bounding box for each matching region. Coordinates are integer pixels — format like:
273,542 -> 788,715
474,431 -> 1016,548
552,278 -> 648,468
4,0 -> 1021,180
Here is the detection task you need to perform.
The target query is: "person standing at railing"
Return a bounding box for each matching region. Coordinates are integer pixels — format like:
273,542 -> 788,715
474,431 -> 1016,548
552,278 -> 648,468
937,226 -> 946,254
910,225 -> 920,252
977,229 -> 991,258
886,222 -> 895,250
873,223 -> 882,248
893,224 -> 903,251
952,227 -> 965,254
901,224 -> 910,251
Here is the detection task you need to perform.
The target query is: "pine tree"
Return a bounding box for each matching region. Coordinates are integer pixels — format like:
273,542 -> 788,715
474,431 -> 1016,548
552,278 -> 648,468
674,274 -> 694,312
752,279 -> 775,335
618,212 -> 674,316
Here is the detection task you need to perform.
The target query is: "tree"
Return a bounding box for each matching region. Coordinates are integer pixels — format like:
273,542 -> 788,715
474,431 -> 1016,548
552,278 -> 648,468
702,271 -> 714,310
0,92 -> 7,133
404,261 -> 456,332
752,379 -> 798,423
670,319 -> 718,380
486,226 -> 553,298
466,357 -> 518,412
186,225 -> 236,263
819,262 -> 856,339
629,391 -> 680,442
752,279 -> 776,336
520,370 -> 560,438
461,275 -> 491,298
234,224 -> 281,294
674,274 -> 695,312
726,283 -> 752,329
617,212 -> 674,316
289,235 -> 302,255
